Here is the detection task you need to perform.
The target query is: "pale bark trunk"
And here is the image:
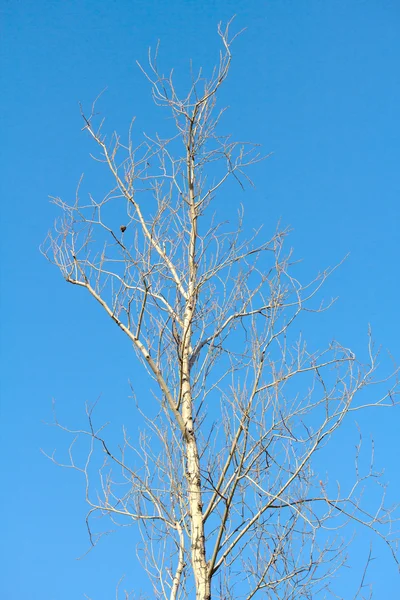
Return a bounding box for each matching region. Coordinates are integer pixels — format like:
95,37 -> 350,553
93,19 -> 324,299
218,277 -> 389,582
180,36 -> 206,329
181,348 -> 210,596
181,142 -> 211,599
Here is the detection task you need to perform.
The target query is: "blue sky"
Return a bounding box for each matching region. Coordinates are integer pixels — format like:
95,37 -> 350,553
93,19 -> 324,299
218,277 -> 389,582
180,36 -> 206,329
1,0 -> 399,598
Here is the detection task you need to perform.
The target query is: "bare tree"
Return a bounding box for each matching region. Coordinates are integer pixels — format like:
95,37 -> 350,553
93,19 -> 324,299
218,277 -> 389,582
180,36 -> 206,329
43,20 -> 399,600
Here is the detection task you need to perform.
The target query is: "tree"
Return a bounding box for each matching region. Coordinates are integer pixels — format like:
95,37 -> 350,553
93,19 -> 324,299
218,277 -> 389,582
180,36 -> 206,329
43,20 -> 398,600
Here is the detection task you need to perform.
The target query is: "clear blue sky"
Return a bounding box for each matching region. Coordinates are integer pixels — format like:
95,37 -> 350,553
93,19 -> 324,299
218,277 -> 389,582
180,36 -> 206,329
1,0 -> 399,598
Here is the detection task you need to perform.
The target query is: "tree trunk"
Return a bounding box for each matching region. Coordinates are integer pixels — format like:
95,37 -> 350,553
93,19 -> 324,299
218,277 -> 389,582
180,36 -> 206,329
182,144 -> 210,598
